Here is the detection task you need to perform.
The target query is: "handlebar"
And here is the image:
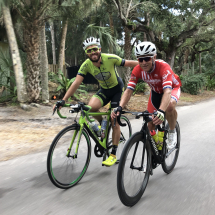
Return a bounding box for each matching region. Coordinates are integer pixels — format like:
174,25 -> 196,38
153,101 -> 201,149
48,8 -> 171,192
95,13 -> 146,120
53,102 -> 94,122
115,110 -> 158,126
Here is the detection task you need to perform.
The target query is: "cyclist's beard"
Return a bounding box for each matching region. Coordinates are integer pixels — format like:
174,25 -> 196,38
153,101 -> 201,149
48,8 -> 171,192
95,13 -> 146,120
88,52 -> 101,62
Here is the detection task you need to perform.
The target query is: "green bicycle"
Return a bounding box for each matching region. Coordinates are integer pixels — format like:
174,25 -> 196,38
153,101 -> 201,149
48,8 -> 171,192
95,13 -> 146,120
47,102 -> 132,189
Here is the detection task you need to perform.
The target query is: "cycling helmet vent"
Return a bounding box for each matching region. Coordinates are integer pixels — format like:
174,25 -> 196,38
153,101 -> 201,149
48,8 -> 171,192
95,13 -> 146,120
135,41 -> 157,57
83,37 -> 100,50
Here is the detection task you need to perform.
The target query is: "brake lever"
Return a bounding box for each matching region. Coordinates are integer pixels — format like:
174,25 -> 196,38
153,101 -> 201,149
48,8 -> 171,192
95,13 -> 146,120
53,106 -> 57,116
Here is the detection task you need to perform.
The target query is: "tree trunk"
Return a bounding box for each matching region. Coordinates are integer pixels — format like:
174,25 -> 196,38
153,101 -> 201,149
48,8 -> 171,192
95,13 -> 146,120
58,19 -> 68,75
143,13 -> 149,41
2,5 -> 27,103
124,26 -> 132,85
40,24 -> 49,103
166,50 -> 176,69
50,20 -> 56,64
24,25 -> 41,102
192,62 -> 194,74
108,8 -> 114,53
75,53 -> 77,66
199,47 -> 201,73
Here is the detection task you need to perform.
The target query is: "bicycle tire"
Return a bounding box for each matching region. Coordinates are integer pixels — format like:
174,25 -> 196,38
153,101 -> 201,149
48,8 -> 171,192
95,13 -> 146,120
47,124 -> 91,189
106,115 -> 132,163
162,121 -> 180,174
117,132 -> 151,207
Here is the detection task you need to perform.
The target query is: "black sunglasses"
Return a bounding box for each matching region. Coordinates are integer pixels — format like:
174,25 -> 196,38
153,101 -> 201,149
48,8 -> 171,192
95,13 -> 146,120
138,56 -> 153,62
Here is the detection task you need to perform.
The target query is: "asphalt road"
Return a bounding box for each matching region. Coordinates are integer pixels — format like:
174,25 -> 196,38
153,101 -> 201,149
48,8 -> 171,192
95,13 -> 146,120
1,98 -> 215,215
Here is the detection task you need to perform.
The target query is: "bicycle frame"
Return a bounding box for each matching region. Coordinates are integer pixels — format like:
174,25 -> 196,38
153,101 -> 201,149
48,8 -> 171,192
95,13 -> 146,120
129,115 -> 166,170
60,106 -> 113,157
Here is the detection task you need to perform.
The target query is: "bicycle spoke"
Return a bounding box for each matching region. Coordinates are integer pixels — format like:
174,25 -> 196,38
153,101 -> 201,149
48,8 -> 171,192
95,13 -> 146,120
47,125 -> 91,189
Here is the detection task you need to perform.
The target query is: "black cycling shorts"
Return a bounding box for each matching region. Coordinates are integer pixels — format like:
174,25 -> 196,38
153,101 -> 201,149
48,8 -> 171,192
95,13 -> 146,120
93,78 -> 124,109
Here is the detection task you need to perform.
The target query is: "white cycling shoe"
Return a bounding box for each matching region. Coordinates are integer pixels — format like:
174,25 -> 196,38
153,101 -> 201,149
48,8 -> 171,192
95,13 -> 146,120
167,131 -> 177,150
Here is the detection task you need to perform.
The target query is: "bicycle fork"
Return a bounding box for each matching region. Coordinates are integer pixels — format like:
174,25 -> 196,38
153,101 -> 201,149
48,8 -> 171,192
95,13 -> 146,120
66,124 -> 83,159
129,132 -> 146,172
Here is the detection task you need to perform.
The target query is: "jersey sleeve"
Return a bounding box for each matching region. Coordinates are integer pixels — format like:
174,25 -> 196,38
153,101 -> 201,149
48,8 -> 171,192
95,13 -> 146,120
161,66 -> 174,90
77,60 -> 89,77
107,54 -> 125,66
127,66 -> 140,91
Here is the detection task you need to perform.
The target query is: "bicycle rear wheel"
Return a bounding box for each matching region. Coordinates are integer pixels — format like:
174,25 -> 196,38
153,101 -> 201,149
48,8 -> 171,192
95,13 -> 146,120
162,121 -> 180,174
106,115 -> 132,163
47,125 -> 91,189
117,132 -> 151,207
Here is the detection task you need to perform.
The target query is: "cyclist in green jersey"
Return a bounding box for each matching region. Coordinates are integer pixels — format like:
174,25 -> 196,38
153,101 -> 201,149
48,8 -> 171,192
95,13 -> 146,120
54,37 -> 138,166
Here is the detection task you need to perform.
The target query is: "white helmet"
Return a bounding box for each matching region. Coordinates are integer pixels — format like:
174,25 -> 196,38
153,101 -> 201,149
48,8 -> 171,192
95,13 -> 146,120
135,41 -> 156,57
83,37 -> 100,50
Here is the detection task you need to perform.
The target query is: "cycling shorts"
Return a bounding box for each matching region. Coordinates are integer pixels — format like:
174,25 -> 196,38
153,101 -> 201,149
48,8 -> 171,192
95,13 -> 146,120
92,77 -> 124,109
147,87 -> 181,113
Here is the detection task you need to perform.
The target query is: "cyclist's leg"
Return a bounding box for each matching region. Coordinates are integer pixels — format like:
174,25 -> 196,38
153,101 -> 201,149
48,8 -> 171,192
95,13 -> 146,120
110,79 -> 124,146
102,81 -> 124,166
165,87 -> 181,130
88,89 -> 106,122
147,90 -> 162,131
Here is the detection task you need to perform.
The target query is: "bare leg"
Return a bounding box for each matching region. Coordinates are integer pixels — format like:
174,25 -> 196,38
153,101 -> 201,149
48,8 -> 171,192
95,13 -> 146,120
148,121 -> 156,131
110,117 -> 121,146
88,97 -> 103,122
165,99 -> 177,130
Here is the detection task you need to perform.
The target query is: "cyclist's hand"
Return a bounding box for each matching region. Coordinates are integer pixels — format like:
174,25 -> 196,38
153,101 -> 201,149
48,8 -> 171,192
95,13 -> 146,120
111,106 -> 122,119
53,100 -> 65,114
153,109 -> 165,125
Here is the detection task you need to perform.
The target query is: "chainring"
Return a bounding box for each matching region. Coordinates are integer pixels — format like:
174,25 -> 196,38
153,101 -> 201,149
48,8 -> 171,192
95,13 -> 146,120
94,145 -> 104,157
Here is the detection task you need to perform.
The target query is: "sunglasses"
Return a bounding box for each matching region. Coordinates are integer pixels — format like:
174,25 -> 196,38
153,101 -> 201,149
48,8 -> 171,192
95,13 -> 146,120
85,47 -> 100,54
138,56 -> 153,62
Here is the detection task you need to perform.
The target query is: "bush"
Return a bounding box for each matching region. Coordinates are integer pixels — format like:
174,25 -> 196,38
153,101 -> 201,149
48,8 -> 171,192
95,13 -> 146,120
133,80 -> 147,95
206,76 -> 215,90
49,71 -> 88,101
204,71 -> 215,91
181,74 -> 206,95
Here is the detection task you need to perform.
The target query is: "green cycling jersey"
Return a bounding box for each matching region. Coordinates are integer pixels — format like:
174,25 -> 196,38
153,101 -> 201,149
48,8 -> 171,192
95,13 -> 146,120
78,53 -> 125,89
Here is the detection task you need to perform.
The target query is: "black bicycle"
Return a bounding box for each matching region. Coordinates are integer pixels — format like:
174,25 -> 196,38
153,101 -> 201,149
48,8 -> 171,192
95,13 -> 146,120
116,110 -> 180,207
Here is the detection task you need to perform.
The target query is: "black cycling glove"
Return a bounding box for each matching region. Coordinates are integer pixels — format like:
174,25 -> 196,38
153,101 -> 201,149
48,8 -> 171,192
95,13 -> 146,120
114,106 -> 122,114
55,100 -> 65,108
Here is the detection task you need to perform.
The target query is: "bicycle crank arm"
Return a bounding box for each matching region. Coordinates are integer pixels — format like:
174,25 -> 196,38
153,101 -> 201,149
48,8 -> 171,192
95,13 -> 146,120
166,147 -> 178,158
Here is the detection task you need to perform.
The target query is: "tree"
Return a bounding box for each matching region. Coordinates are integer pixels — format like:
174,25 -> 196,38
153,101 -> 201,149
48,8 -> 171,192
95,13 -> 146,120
112,0 -> 215,69
40,23 -> 49,103
1,1 -> 27,103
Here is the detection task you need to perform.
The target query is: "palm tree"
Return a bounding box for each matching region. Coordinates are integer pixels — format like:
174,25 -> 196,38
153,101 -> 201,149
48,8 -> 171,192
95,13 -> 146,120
40,23 -> 49,103
1,0 -> 27,103
10,0 -> 62,102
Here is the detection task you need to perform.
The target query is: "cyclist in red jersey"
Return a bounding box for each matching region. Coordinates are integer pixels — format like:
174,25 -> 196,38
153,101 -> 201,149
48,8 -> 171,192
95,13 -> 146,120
112,41 -> 182,149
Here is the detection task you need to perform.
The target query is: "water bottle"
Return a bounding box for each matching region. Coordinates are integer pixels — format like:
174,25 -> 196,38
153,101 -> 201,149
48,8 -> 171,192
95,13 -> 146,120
89,121 -> 101,137
101,117 -> 108,139
150,130 -> 159,144
158,131 -> 164,150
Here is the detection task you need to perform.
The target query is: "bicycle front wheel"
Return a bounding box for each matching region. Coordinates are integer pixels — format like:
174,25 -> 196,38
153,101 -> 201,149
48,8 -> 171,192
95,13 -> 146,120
117,132 -> 151,207
162,121 -> 180,174
47,125 -> 91,189
106,115 -> 132,163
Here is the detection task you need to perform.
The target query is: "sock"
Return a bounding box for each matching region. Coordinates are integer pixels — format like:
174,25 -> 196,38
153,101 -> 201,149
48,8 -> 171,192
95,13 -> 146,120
169,129 -> 175,133
111,145 -> 118,155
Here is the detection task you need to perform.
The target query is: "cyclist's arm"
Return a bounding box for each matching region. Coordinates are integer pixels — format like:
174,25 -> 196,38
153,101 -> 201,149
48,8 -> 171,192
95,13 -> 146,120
62,75 -> 84,101
119,88 -> 133,109
124,60 -> 139,68
119,68 -> 139,108
159,88 -> 172,112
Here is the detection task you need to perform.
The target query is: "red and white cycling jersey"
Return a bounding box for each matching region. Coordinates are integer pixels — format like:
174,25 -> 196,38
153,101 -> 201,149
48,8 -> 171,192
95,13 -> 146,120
127,60 -> 182,93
